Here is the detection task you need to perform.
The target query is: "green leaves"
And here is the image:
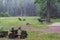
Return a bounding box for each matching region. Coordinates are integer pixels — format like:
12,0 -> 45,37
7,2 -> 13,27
34,0 -> 57,7
35,0 -> 46,4
0,12 -> 10,17
34,0 -> 57,18
35,0 -> 47,18
51,0 -> 57,4
35,0 -> 57,4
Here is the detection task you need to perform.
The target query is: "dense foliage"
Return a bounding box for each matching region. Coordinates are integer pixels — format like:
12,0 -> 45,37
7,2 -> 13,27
0,12 -> 10,17
35,0 -> 60,18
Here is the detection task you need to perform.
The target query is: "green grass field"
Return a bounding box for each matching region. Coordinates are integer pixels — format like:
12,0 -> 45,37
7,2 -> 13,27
0,17 -> 60,40
0,31 -> 60,40
0,17 -> 60,27
0,17 -> 48,28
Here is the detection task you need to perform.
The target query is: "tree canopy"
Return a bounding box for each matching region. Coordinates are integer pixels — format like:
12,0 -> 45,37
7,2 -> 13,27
35,0 -> 58,18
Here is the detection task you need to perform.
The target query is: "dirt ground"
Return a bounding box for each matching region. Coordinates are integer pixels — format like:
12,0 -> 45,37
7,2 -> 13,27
1,22 -> 60,33
22,22 -> 60,33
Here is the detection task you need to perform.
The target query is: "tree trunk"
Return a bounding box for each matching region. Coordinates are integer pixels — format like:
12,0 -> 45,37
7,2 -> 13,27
46,0 -> 51,23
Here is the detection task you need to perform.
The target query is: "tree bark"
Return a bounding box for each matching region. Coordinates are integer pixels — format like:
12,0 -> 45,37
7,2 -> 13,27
46,0 -> 51,23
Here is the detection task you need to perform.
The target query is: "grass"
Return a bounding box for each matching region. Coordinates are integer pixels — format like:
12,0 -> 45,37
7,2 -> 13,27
0,17 -> 60,28
0,17 -> 48,28
0,17 -> 60,40
21,31 -> 60,40
0,31 -> 60,40
51,18 -> 60,22
0,17 -> 60,29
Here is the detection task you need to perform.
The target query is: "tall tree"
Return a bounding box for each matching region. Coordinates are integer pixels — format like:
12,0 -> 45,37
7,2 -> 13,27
46,0 -> 51,22
35,0 -> 57,23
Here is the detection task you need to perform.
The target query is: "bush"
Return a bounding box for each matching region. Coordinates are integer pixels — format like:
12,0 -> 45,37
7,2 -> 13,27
0,12 -> 10,17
